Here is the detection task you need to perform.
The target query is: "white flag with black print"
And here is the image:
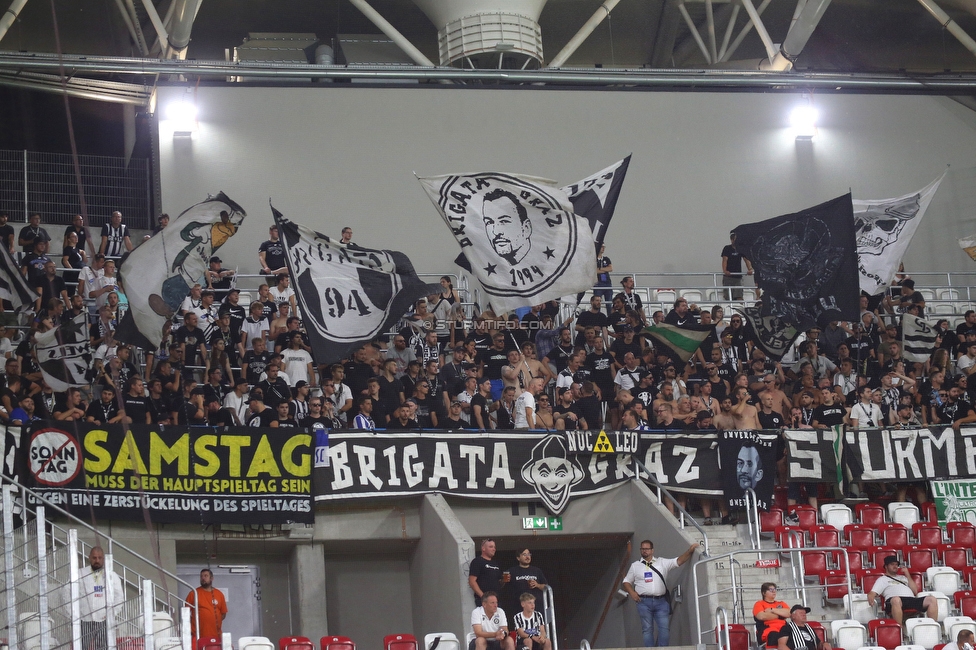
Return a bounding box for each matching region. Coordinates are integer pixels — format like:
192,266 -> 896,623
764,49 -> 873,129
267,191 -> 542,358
116,192 -> 246,350
901,313 -> 938,362
855,173 -> 943,295
273,205 -> 441,365
418,172 -> 596,314
0,245 -> 39,312
35,311 -> 92,391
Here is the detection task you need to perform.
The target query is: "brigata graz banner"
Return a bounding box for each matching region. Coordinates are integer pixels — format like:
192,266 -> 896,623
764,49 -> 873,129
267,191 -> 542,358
785,427 -> 976,484
315,431 -> 640,515
23,421 -> 313,524
636,432 -> 723,497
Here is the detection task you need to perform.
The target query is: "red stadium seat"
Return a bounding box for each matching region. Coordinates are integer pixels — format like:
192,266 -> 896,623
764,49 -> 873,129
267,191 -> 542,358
954,590 -> 976,618
384,634 -> 419,650
774,485 -> 789,510
868,619 -> 902,650
904,544 -> 935,572
803,551 -> 829,578
922,502 -> 939,523
790,505 -> 818,530
878,523 -> 909,549
910,572 -> 924,592
856,503 -> 886,526
280,638 -> 314,650
939,544 -> 970,571
321,637 -> 355,650
812,524 -> 840,547
761,508 -> 784,535
845,524 -> 876,549
196,639 -> 220,650
821,569 -> 850,600
912,522 -> 943,546
775,525 -> 806,549
868,547 -> 900,570
861,570 -> 886,594
935,644 -> 948,650
962,565 -> 976,588
948,521 -> 976,546
808,621 -> 826,645
717,623 -> 751,650
835,549 -> 864,573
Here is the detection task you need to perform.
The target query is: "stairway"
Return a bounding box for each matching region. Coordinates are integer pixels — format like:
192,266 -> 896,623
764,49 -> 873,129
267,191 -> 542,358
1,480 -> 192,650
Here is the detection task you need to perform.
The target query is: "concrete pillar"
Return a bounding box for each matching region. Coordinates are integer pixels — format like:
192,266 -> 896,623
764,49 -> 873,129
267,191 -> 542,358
289,543 -> 328,639
410,494 -> 475,641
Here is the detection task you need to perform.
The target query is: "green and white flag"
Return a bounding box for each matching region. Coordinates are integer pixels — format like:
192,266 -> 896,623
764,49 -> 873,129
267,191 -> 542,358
640,322 -> 712,363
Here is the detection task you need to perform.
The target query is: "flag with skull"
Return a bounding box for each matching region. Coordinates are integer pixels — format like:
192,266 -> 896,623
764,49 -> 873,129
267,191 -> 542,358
854,174 -> 943,295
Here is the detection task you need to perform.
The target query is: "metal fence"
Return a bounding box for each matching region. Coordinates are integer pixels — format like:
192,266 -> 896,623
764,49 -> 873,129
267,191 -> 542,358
0,149 -> 152,229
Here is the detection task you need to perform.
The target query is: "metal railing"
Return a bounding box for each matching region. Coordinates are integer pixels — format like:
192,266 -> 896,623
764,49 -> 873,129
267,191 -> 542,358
633,457 -> 711,557
1,475 -> 199,650
543,585 -> 558,650
693,545 -> 853,646
0,149 -> 152,228
743,488 -> 762,551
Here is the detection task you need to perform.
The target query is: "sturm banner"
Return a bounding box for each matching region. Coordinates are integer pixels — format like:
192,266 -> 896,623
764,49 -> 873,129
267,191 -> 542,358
24,422 -> 313,524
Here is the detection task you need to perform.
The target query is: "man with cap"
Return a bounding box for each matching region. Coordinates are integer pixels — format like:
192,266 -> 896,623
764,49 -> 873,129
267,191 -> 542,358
776,605 -> 831,650
867,555 -> 938,625
206,255 -> 236,301
622,539 -> 698,647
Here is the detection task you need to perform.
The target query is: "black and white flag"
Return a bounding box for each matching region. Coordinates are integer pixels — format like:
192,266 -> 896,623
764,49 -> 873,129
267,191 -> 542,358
273,206 -> 440,365
637,432 -> 723,496
718,430 -> 780,511
855,174 -> 942,295
732,194 -> 860,331
117,193 -> 246,349
561,155 -> 631,251
902,314 -> 938,362
35,311 -> 92,392
740,305 -> 800,361
418,172 -> 596,313
0,245 -> 39,312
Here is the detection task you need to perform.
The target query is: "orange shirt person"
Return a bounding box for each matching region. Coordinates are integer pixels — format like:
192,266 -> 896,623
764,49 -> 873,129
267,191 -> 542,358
753,583 -> 791,648
186,568 -> 227,639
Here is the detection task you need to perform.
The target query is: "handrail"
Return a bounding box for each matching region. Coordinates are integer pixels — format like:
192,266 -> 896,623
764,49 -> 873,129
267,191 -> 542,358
743,488 -> 761,550
0,473 -> 198,611
544,585 -> 559,650
633,457 -> 710,557
715,606 -> 731,650
579,641 -> 591,650
693,545 -> 853,645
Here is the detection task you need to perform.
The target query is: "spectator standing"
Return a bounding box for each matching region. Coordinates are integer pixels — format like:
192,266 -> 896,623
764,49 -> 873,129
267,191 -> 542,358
259,225 -> 288,277
61,230 -> 86,297
90,259 -> 120,310
721,233 -> 753,300
205,256 -> 236,301
622,539 -> 698,647
0,211 -> 14,254
575,296 -> 609,347
21,233 -> 52,285
469,539 -> 503,606
269,274 -> 297,313
19,212 -> 50,254
282,331 -> 314,387
595,244 -> 613,312
99,211 -> 133,260
64,213 -> 89,253
505,549 -> 548,615
186,568 -> 227,640
78,546 -> 124,650
513,378 -> 542,429
614,276 -> 646,325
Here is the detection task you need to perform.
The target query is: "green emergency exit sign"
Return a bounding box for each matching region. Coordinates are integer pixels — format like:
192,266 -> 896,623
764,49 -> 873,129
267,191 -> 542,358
521,516 -> 563,530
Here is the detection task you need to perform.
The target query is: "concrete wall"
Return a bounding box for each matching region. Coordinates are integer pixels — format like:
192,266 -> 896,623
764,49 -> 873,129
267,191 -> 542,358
409,494 -> 475,641
157,85 -> 976,280
325,554 -> 415,646
290,543 -> 328,640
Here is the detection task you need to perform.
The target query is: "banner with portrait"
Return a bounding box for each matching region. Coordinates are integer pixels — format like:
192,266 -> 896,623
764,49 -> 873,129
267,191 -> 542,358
23,421 -> 313,524
718,430 -> 780,510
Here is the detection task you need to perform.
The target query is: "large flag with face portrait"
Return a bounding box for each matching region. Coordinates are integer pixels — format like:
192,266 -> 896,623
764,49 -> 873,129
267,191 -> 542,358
418,172 -> 597,314
855,174 -> 943,295
732,194 -> 860,332
272,206 -> 440,365
116,193 -> 246,350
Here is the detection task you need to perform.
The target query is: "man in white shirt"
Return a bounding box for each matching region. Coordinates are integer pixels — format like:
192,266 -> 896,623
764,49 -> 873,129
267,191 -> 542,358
77,253 -> 105,301
222,378 -> 250,425
470,592 -> 516,650
622,539 -> 698,647
281,331 -> 314,387
867,555 -> 938,625
78,546 -> 124,650
514,378 -> 543,429
945,629 -> 975,650
958,342 -> 976,375
849,385 -> 884,428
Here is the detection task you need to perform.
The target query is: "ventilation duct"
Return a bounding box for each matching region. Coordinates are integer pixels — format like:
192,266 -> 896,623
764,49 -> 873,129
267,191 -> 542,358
413,0 -> 549,68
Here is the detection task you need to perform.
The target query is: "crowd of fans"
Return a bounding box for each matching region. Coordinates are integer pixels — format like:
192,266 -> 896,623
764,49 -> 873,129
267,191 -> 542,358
2,213 -> 974,462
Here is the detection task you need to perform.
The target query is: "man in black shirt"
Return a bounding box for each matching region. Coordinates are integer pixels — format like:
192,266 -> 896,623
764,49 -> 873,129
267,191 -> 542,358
721,233 -> 753,301
19,212 -> 50,254
246,389 -> 275,427
0,211 -> 14,255
344,347 -> 375,398
257,363 -> 291,408
575,296 -> 609,347
664,298 -> 699,327
609,326 -> 641,368
218,289 -> 247,344
86,387 -> 123,425
258,225 -> 287,276
470,377 -> 494,431
301,397 -> 341,431
575,382 -> 603,429
543,327 -> 576,373
812,388 -> 846,428
776,606 -> 831,650
936,385 -> 976,430
484,334 -> 511,400
613,276 -> 645,325
586,336 -> 616,401
758,393 -> 786,429
469,539 -> 503,607
174,313 -> 208,373
504,549 -> 548,618
122,377 -> 152,425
